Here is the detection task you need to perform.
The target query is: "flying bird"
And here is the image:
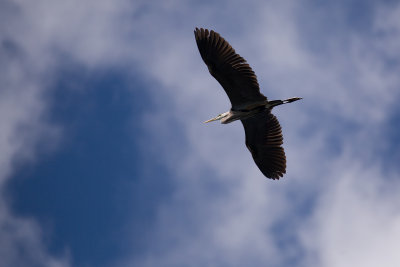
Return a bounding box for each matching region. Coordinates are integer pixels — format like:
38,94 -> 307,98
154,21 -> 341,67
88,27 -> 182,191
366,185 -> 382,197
194,28 -> 301,179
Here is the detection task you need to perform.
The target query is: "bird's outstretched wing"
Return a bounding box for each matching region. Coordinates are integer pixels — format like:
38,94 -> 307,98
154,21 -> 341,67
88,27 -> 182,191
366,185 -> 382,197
194,28 -> 267,109
241,111 -> 286,179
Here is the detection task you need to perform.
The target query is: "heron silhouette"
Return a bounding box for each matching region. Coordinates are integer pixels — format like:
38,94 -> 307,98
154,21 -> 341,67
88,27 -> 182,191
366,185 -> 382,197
195,28 -> 301,179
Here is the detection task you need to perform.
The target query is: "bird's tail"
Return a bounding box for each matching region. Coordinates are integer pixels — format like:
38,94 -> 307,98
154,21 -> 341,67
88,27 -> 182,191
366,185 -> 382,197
269,97 -> 302,107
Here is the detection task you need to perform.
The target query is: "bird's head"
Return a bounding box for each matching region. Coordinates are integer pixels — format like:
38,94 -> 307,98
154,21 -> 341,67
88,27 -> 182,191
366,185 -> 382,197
204,112 -> 229,123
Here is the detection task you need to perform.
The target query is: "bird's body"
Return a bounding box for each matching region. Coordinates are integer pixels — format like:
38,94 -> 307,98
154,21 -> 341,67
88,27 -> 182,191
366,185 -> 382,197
204,97 -> 302,124
194,28 -> 301,179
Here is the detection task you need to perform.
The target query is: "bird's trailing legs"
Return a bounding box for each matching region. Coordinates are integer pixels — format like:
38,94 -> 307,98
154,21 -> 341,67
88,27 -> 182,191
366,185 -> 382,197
269,97 -> 302,108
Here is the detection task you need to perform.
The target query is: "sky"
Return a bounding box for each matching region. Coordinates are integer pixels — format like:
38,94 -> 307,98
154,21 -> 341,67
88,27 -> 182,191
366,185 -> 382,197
1,0 -> 400,266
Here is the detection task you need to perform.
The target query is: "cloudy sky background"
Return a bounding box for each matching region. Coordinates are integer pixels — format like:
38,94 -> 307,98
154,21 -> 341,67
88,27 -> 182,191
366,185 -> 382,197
1,0 -> 400,266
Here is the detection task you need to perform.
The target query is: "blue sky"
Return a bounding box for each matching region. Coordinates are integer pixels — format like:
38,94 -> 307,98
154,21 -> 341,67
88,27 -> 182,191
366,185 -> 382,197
1,0 -> 400,266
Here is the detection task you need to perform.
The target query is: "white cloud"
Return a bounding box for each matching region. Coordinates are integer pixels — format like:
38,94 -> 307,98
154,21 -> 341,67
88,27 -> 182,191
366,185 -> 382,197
0,84 -> 67,265
2,0 -> 167,264
0,0 -> 135,265
1,6 -> 66,261
374,3 -> 400,59
300,157 -> 400,267
0,202 -> 70,267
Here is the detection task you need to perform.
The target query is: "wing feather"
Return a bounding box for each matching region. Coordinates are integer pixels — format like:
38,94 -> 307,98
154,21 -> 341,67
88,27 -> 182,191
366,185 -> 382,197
194,28 -> 267,109
241,111 -> 286,179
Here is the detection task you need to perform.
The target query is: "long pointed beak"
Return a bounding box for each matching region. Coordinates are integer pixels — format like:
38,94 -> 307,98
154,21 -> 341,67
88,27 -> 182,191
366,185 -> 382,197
203,112 -> 227,123
203,117 -> 218,123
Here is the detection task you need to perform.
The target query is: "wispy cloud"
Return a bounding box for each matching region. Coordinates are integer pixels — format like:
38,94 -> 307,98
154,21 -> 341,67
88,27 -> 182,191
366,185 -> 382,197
300,157 -> 400,267
0,0 -> 135,265
1,2 -> 67,265
0,71 -> 67,266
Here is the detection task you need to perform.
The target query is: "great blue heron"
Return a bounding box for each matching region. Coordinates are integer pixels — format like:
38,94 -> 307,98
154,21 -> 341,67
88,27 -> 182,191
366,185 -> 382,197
194,28 -> 301,179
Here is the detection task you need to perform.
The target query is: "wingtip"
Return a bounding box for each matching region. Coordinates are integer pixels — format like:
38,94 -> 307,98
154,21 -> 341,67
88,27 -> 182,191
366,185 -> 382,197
194,27 -> 212,34
267,172 -> 285,180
